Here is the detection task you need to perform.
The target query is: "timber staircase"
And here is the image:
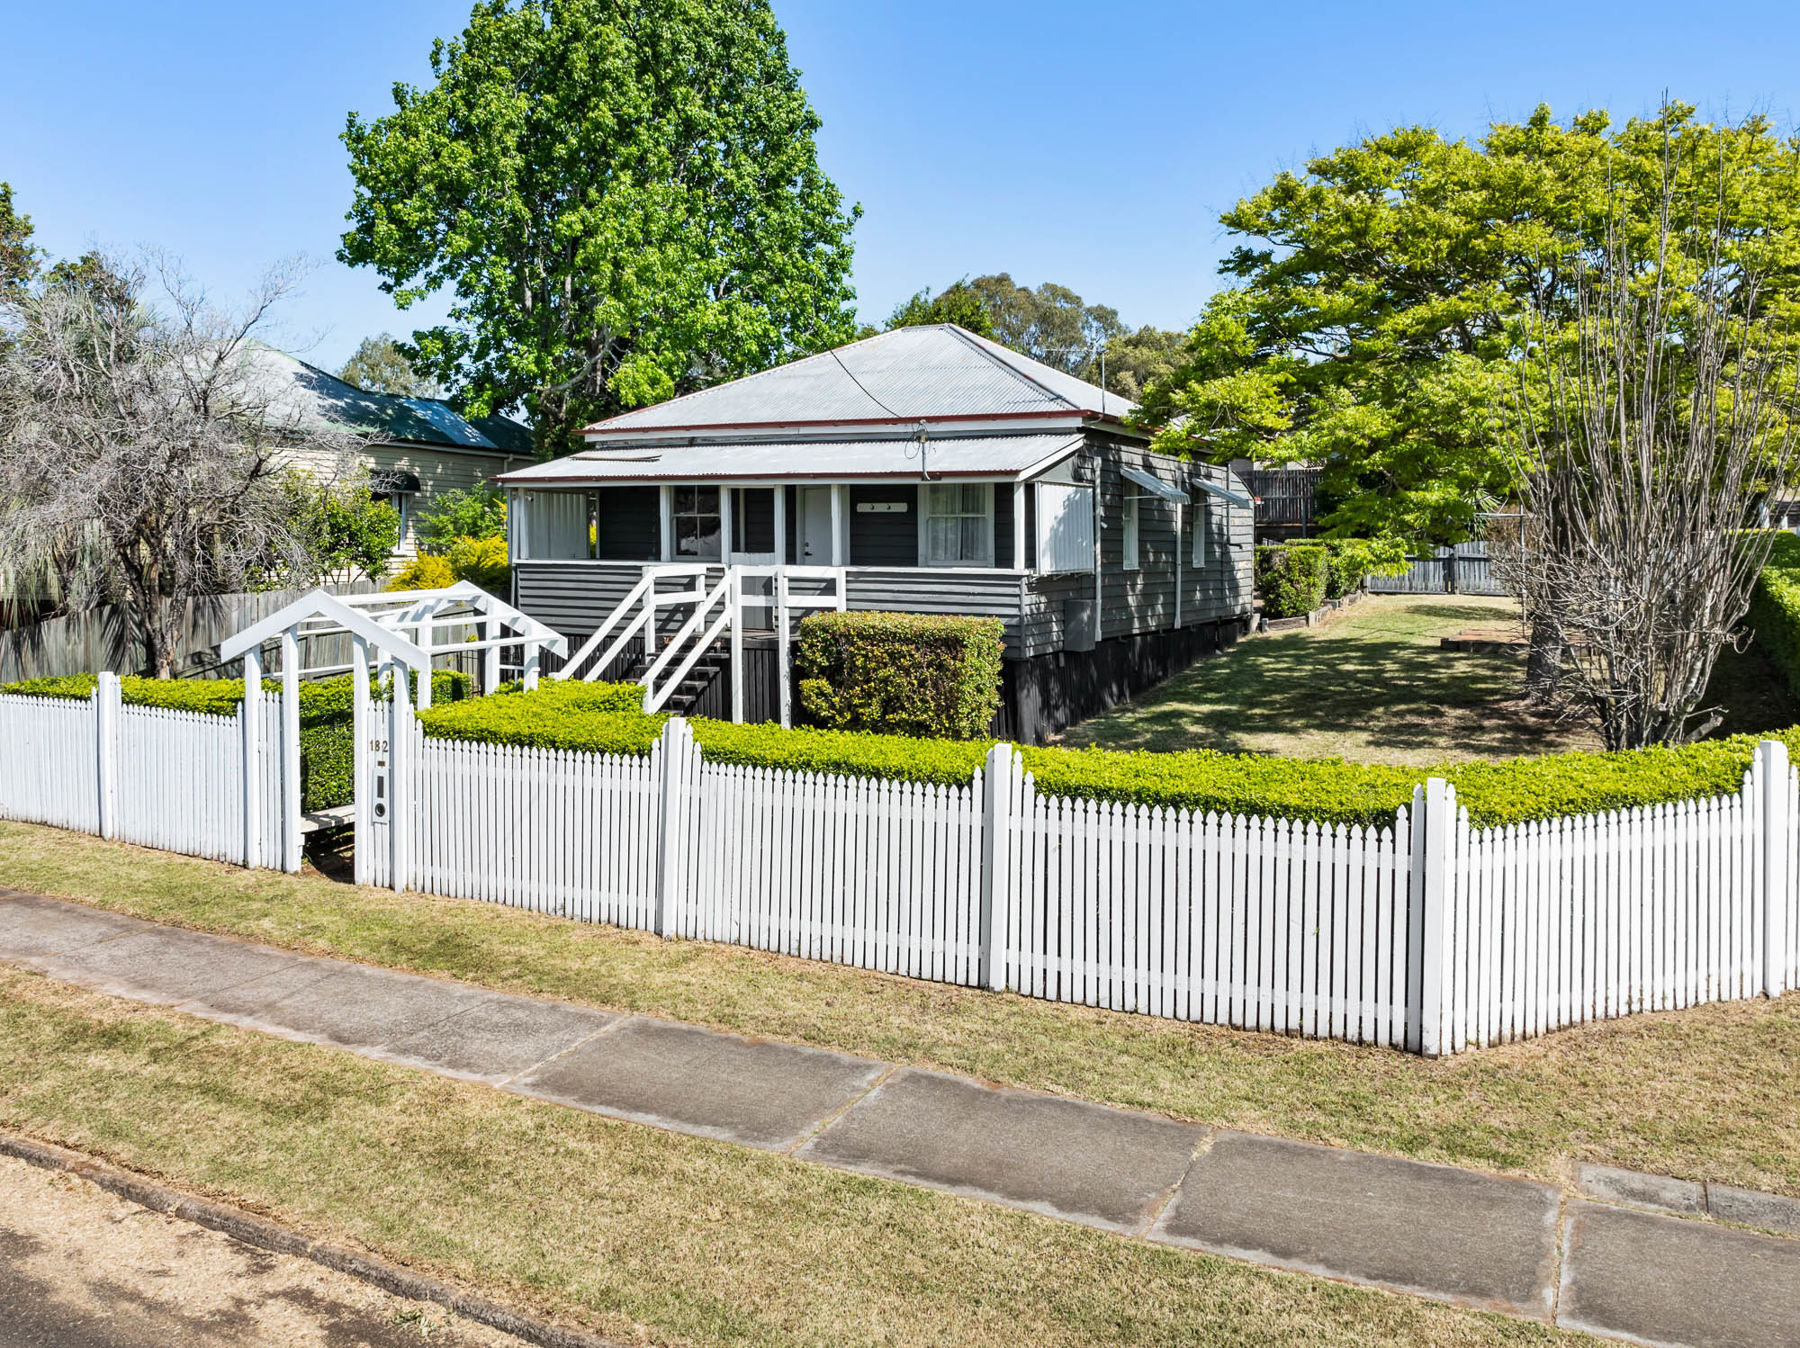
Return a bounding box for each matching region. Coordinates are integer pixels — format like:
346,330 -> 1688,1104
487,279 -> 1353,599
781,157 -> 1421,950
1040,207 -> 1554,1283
552,563 -> 846,724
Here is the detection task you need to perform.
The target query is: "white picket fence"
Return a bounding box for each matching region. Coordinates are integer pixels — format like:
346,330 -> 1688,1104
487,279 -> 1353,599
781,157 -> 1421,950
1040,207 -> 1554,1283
5,678 -> 1795,1055
355,712 -> 1799,1056
0,676 -> 293,869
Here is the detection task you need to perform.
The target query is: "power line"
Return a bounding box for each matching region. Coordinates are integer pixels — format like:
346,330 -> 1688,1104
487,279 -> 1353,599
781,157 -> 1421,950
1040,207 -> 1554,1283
827,341 -> 935,480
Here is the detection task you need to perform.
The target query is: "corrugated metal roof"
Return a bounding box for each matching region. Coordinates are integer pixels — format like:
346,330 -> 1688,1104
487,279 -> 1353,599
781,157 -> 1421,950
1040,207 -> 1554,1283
582,325 -> 1136,437
497,432 -> 1085,485
242,345 -> 529,454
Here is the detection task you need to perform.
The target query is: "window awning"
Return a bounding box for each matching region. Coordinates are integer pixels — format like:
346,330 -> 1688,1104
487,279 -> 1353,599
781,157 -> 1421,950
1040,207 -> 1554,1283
370,469 -> 422,495
1120,466 -> 1189,505
1192,476 -> 1254,510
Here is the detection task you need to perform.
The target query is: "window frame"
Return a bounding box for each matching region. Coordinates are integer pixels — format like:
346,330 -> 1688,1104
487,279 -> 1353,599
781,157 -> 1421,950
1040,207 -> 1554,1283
917,481 -> 995,568
1122,493 -> 1140,571
671,485 -> 723,561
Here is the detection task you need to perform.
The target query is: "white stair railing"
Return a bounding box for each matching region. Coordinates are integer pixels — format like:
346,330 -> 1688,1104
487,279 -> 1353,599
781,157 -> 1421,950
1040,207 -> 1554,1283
552,562 -> 849,721
642,569 -> 738,712
553,564 -> 709,683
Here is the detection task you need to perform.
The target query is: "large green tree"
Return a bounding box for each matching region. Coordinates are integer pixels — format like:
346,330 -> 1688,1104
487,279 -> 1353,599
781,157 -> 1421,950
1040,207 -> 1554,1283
338,333 -> 443,398
339,0 -> 860,457
1141,104 -> 1800,545
885,280 -> 994,337
885,271 -> 1183,399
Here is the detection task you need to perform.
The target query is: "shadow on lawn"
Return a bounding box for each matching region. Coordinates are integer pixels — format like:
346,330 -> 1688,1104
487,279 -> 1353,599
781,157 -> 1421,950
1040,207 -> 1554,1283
1077,597 -> 1800,763
1077,601 -> 1559,759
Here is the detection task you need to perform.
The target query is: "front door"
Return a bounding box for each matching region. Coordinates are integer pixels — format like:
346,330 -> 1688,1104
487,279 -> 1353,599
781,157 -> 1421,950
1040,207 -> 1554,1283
727,487 -> 778,566
798,487 -> 835,565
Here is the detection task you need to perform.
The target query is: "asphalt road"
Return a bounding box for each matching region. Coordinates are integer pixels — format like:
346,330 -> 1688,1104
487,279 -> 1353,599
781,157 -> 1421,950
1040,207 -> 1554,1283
0,1155 -> 520,1348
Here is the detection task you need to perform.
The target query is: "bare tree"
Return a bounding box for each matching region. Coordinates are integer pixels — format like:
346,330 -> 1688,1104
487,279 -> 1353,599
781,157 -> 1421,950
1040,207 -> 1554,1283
1504,141 -> 1800,749
0,255 -> 364,677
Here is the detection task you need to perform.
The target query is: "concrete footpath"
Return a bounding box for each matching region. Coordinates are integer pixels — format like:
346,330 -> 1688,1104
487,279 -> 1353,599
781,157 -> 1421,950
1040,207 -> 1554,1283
3,890 -> 1797,1348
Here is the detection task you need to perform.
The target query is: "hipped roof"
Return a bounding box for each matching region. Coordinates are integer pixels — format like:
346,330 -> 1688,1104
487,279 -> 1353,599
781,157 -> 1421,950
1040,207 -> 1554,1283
579,324 -> 1136,440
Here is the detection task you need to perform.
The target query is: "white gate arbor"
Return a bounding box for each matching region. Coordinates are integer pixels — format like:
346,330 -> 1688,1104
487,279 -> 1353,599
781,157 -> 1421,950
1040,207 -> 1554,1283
219,584 -> 566,879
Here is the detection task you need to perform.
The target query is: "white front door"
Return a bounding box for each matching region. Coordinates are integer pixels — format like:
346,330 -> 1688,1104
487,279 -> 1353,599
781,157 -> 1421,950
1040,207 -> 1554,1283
799,487 -> 835,565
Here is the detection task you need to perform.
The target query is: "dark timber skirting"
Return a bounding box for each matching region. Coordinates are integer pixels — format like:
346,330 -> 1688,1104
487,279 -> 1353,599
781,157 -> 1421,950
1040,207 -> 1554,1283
996,618 -> 1249,743
537,620 -> 1248,744
678,620 -> 1246,745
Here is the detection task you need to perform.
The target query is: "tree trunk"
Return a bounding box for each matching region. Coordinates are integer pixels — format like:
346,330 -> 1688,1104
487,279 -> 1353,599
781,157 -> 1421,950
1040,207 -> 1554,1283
1524,614 -> 1564,707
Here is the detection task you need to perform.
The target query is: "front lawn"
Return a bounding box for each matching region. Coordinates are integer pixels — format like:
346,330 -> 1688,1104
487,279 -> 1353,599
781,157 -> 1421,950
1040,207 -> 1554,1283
1063,594 -> 1800,763
4,821 -> 1796,1199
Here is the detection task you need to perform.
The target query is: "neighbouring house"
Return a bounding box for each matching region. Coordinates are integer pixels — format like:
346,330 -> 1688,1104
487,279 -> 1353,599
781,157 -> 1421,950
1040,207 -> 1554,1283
248,346 -> 533,562
496,324 -> 1254,741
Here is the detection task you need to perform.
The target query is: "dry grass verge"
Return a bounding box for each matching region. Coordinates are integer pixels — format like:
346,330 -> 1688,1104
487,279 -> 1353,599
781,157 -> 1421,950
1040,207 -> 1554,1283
3,820 -> 1797,1198
0,968 -> 1586,1348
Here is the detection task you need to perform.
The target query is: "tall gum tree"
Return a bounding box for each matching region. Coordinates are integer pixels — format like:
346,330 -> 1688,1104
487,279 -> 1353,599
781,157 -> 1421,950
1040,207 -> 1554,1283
339,0 -> 860,457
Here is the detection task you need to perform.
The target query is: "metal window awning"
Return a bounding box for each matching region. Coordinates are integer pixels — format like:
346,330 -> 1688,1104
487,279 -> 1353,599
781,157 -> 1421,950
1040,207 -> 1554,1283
1120,466 -> 1189,505
369,469 -> 422,495
1191,476 -> 1254,510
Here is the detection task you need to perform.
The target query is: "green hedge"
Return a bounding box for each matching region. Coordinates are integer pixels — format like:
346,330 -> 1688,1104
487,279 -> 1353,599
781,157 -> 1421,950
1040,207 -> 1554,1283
1748,531 -> 1800,698
417,680 -> 650,752
796,611 -> 1004,740
1255,544 -> 1330,618
0,670 -> 471,811
403,683 -> 1800,828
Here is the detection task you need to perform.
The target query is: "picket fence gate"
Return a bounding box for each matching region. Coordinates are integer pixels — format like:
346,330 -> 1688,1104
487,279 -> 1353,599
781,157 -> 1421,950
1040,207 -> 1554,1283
359,710 -> 1800,1056
0,675 -> 297,870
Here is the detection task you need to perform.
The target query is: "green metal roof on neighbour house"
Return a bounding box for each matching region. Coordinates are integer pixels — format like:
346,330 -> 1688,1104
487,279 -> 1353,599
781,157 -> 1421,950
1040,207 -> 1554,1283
244,345 -> 530,454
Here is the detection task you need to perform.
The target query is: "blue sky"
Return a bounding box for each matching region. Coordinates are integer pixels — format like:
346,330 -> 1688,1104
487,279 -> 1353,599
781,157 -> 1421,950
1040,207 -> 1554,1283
5,1 -> 1797,374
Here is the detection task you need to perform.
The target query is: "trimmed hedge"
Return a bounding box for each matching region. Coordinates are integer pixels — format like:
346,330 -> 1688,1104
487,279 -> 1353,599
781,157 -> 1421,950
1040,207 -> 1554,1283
1748,531 -> 1800,698
796,610 -> 1004,740
1255,544 -> 1330,618
417,679 -> 648,751
402,683 -> 1800,828
0,670 -> 471,811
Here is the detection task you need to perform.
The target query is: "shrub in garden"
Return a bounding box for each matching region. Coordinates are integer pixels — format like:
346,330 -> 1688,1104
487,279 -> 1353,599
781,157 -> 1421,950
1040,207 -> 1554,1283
386,554 -> 457,591
1748,531 -> 1800,698
1255,544 -> 1329,618
386,535 -> 510,595
795,611 -> 1004,740
1315,538 -> 1403,600
443,534 -> 510,594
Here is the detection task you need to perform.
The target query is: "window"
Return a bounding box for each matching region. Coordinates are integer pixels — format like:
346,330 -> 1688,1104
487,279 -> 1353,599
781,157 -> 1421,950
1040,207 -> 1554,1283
672,486 -> 722,560
920,482 -> 993,566
1192,502 -> 1207,567
1122,494 -> 1140,571
1036,483 -> 1095,574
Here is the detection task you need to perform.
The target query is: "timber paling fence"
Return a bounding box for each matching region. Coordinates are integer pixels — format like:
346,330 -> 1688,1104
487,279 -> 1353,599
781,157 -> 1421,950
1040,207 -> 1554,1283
3,685 -> 1797,1056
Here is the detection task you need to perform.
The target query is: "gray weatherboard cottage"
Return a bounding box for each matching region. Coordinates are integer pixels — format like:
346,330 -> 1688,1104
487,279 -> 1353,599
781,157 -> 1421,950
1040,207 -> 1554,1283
498,324 -> 1253,741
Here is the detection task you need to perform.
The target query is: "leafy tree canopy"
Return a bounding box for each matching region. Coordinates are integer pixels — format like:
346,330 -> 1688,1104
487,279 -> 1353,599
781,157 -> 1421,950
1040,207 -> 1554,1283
0,182 -> 37,293
1139,103 -> 1800,546
415,484 -> 507,553
884,271 -> 1183,398
339,333 -> 443,398
339,0 -> 860,458
885,280 -> 994,337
